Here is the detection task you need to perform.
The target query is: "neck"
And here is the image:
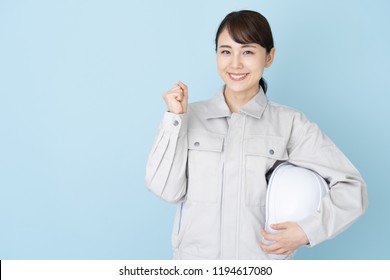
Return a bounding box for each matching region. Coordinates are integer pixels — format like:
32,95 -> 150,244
223,86 -> 259,113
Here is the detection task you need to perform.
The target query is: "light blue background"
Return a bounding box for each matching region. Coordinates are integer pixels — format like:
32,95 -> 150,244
0,0 -> 389,259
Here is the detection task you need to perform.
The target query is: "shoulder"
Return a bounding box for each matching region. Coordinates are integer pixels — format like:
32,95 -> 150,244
267,101 -> 332,149
266,100 -> 310,124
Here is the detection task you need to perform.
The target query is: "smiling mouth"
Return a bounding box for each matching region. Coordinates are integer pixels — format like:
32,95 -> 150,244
228,73 -> 248,81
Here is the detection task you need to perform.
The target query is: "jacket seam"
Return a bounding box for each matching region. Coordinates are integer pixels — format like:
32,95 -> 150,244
235,115 -> 246,258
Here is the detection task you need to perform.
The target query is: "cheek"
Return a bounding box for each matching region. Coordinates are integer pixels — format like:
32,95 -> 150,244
217,57 -> 224,67
217,58 -> 227,73
248,60 -> 265,76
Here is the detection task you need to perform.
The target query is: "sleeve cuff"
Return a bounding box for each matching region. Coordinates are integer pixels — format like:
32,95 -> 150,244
161,111 -> 188,135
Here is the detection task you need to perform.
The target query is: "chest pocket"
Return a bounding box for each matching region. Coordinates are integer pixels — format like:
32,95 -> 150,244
187,130 -> 224,203
244,135 -> 288,207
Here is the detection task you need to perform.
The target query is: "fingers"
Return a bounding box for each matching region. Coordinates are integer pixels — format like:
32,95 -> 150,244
162,81 -> 189,114
261,228 -> 273,242
163,91 -> 183,102
260,244 -> 293,255
259,241 -> 291,255
177,81 -> 188,97
170,81 -> 188,101
261,228 -> 280,242
260,227 -> 286,255
259,235 -> 294,256
270,222 -> 289,231
165,82 -> 187,99
259,222 -> 307,256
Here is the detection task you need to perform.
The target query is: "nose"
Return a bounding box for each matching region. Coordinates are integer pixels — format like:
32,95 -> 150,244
231,54 -> 243,69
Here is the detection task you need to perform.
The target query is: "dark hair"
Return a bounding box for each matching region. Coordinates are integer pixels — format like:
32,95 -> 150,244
215,10 -> 274,93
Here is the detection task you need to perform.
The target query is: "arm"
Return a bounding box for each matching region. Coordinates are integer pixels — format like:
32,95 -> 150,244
288,112 -> 368,247
145,82 -> 189,203
260,112 -> 368,254
145,112 -> 188,203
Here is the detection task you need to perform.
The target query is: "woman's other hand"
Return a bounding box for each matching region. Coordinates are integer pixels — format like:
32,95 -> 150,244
259,222 -> 309,256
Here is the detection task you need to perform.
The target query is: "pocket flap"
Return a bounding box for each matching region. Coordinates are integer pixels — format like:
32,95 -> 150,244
188,130 -> 224,152
245,135 -> 288,160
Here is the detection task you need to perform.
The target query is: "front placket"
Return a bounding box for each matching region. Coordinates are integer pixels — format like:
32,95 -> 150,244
220,112 -> 246,259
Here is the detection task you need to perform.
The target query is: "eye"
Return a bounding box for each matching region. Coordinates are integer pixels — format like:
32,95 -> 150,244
243,50 -> 254,55
220,50 -> 230,55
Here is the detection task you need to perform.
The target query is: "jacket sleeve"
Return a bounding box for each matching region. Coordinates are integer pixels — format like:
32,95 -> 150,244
145,111 -> 188,203
287,112 -> 368,247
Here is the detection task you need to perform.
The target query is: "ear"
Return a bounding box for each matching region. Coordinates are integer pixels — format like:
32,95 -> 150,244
265,48 -> 275,68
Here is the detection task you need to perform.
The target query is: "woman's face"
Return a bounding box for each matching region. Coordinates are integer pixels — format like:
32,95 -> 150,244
217,28 -> 274,96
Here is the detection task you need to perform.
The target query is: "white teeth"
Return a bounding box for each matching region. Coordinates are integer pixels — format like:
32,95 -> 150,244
229,73 -> 247,80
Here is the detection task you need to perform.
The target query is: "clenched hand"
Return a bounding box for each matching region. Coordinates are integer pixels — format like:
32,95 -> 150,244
162,81 -> 188,114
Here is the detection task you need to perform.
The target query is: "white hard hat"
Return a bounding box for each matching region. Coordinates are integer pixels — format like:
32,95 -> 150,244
264,162 -> 329,259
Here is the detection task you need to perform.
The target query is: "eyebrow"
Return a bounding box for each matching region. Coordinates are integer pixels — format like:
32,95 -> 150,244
218,44 -> 257,49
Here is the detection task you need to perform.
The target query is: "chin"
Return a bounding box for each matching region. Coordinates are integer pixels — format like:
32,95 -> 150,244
225,83 -> 251,94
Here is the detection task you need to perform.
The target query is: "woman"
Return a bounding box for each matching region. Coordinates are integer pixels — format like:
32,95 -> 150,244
145,10 -> 367,259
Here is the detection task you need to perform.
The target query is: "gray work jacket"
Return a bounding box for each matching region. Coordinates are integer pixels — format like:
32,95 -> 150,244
145,87 -> 368,259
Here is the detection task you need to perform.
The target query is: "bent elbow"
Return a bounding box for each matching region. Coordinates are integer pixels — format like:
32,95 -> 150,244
144,175 -> 187,204
350,181 -> 368,221
160,191 -> 186,204
158,179 -> 187,203
360,181 -> 369,214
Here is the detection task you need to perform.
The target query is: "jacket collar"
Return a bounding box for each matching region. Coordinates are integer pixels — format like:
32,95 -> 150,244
205,86 -> 268,120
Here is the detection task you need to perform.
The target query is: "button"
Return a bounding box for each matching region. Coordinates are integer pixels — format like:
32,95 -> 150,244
173,120 -> 179,126
269,149 -> 275,155
194,142 -> 200,147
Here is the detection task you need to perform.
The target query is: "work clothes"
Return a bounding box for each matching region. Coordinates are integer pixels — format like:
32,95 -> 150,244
145,87 -> 368,259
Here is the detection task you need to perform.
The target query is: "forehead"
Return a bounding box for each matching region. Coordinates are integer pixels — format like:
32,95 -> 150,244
217,28 -> 260,48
